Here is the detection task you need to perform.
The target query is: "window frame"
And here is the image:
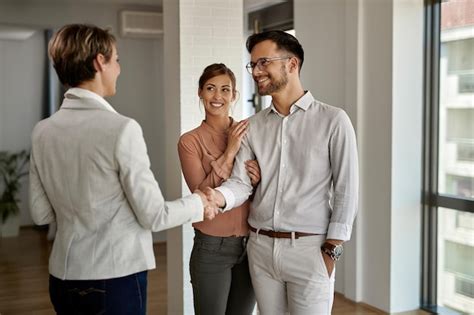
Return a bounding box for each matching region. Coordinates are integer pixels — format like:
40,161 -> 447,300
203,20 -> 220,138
247,0 -> 294,33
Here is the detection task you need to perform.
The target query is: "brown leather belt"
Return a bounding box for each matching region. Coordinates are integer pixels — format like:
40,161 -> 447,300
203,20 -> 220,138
249,226 -> 320,239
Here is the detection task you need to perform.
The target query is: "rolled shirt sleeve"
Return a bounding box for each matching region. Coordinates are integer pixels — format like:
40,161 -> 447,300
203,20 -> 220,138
326,111 -> 359,241
217,132 -> 255,211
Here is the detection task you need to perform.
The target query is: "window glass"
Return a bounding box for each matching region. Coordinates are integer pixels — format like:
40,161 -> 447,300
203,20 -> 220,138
438,207 -> 474,313
437,2 -> 474,313
438,1 -> 474,199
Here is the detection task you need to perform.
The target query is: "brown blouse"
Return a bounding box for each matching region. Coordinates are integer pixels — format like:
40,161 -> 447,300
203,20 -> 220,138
178,119 -> 250,237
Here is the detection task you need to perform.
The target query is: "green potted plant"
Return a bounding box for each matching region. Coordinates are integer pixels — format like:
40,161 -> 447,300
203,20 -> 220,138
0,150 -> 29,237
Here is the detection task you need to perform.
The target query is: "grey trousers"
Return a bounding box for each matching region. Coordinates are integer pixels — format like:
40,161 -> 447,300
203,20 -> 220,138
190,229 -> 256,315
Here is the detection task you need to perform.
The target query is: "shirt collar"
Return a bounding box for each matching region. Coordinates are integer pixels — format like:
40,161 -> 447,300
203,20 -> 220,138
64,88 -> 117,113
266,90 -> 314,116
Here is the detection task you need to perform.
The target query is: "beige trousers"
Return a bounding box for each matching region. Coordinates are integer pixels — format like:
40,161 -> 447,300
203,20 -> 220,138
247,231 -> 335,315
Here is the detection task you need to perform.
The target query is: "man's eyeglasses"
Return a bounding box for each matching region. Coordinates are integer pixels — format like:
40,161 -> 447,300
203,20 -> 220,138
245,56 -> 291,74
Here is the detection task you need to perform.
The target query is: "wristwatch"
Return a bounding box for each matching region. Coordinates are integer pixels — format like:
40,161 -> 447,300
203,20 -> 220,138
321,242 -> 343,261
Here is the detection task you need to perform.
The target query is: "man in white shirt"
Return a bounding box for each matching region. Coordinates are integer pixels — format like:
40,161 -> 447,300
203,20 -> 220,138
206,30 -> 359,314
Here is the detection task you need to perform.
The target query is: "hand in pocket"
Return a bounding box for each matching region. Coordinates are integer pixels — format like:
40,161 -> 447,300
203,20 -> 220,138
321,250 -> 335,277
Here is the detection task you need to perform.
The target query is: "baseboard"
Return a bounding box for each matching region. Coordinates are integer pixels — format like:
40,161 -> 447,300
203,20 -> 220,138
359,301 -> 388,314
334,292 -> 431,315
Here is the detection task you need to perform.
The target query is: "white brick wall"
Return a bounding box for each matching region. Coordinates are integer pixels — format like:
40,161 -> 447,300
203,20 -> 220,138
180,0 -> 244,137
166,1 -> 244,314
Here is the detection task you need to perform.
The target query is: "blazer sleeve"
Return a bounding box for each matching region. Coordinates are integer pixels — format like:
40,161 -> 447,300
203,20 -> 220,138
29,147 -> 56,225
115,119 -> 204,232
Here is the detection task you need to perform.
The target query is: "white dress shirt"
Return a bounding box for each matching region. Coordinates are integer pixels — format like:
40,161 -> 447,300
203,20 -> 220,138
217,91 -> 359,241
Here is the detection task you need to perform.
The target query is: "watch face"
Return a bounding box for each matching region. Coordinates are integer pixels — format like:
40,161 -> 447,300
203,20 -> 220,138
322,243 -> 344,260
334,245 -> 343,257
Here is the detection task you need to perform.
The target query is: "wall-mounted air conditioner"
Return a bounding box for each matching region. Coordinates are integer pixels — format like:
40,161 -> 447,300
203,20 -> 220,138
0,25 -> 36,40
119,10 -> 163,38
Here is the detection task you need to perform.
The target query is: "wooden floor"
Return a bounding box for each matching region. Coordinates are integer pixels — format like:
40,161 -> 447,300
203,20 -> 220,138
0,227 -> 429,315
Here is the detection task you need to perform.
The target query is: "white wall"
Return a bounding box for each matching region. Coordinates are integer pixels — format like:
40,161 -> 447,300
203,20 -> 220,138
295,0 -> 424,312
164,0 -> 244,313
295,0 -> 349,294
342,0 -> 363,300
357,0 -> 393,310
0,31 -> 44,226
163,1 -> 184,313
0,2 -> 166,239
297,0 -> 347,109
390,0 -> 423,311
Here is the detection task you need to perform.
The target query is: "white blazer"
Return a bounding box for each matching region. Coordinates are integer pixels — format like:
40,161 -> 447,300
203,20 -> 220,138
29,89 -> 203,280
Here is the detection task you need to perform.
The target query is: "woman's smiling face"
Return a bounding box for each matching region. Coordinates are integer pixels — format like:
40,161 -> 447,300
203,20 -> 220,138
199,74 -> 235,117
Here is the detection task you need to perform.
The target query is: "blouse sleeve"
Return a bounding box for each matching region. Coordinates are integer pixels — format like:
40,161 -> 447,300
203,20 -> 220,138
178,133 -> 233,192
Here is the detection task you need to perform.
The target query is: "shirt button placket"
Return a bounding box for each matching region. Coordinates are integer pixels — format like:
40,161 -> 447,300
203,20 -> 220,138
277,117 -> 288,224
280,116 -> 288,185
274,117 -> 286,227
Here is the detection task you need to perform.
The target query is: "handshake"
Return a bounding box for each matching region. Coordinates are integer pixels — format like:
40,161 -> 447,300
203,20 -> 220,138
195,187 -> 226,221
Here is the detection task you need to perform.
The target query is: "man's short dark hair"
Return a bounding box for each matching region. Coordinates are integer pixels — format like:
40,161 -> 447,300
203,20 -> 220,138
246,30 -> 304,71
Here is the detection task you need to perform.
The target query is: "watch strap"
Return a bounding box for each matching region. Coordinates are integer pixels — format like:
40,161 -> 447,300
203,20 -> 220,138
321,242 -> 343,261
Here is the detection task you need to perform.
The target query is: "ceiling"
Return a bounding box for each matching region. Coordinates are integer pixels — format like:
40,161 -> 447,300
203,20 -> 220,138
0,0 -> 286,39
2,0 -> 285,11
0,0 -> 162,6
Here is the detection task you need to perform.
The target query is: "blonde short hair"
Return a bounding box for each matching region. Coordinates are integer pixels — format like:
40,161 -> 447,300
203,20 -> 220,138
49,24 -> 116,87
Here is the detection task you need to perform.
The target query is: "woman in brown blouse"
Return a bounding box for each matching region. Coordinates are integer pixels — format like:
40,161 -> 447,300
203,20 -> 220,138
178,63 -> 260,315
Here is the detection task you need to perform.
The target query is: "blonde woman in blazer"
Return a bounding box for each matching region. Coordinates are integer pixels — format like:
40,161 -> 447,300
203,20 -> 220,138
29,24 -> 217,315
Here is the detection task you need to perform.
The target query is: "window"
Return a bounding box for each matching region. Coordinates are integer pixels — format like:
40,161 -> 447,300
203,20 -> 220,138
245,1 -> 294,114
455,210 -> 474,230
457,140 -> 474,163
423,0 -> 474,314
455,276 -> 474,299
459,73 -> 474,94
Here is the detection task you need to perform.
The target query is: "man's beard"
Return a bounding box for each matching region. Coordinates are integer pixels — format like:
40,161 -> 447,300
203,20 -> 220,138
256,65 -> 288,96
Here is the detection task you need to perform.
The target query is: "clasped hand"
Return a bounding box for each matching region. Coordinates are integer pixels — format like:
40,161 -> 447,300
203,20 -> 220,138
194,188 -> 226,221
